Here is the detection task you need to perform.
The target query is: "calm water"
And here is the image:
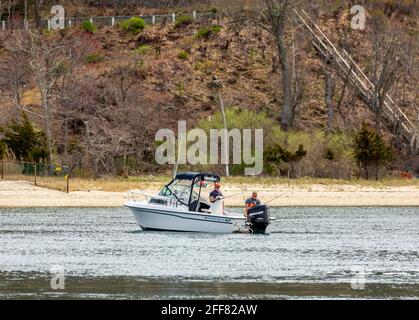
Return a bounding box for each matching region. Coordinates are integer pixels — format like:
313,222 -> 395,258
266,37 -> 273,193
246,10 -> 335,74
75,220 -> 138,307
0,207 -> 418,299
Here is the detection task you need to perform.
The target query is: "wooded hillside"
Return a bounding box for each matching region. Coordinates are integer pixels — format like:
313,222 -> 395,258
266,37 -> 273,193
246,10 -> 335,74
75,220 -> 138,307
0,0 -> 418,178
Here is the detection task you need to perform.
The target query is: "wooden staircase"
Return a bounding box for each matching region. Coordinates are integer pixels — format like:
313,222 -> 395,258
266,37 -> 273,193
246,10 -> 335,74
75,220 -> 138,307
294,9 -> 418,152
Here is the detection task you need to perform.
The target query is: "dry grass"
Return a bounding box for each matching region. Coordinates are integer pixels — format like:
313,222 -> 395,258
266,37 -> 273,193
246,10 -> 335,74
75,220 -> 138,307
4,174 -> 418,192
34,176 -> 168,192
223,176 -> 419,188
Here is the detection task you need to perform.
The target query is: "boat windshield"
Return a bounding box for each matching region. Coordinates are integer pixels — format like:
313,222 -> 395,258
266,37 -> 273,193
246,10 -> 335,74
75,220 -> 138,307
190,179 -> 215,204
159,175 -> 220,206
159,179 -> 193,204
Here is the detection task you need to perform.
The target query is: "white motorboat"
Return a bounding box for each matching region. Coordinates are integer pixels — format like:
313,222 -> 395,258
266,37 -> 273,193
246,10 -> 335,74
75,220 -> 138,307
124,172 -> 272,234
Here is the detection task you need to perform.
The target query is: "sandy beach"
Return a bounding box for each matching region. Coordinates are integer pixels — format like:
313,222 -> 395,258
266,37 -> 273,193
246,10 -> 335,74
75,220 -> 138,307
0,180 -> 418,207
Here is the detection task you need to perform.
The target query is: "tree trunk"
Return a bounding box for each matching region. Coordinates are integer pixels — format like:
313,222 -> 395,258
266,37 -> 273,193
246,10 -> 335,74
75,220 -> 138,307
276,32 -> 294,131
84,121 -> 98,180
336,64 -> 353,115
24,0 -> 28,22
323,65 -> 335,132
374,92 -> 382,135
123,153 -> 128,177
34,0 -> 44,28
40,87 -> 53,166
64,118 -> 68,163
7,0 -> 11,24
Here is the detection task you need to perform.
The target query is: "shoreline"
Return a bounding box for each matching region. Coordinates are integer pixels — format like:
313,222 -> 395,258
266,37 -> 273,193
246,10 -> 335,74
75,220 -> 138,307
1,180 -> 419,208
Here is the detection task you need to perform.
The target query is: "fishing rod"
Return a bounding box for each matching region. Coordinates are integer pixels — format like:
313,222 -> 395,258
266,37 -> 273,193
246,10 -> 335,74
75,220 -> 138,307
212,192 -> 243,203
263,192 -> 289,219
239,184 -> 246,203
264,192 -> 288,205
220,192 -> 244,200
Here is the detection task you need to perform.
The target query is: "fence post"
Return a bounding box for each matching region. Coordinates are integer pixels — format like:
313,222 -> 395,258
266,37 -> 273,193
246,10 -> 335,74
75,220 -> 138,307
34,163 -> 37,186
66,174 -> 69,194
2,21 -> 5,31
172,13 -> 176,23
68,19 -> 72,28
47,19 -> 51,30
193,11 -> 197,19
111,17 -> 115,26
90,18 -> 93,24
152,15 -> 155,24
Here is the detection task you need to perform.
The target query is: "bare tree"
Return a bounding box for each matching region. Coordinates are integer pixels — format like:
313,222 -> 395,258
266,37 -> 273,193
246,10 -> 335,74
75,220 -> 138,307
261,0 -> 303,130
4,30 -> 66,165
54,32 -> 104,165
369,17 -> 409,135
26,29 -> 65,165
321,59 -> 336,133
0,33 -> 31,116
33,0 -> 43,28
0,0 -> 14,24
228,0 -> 303,131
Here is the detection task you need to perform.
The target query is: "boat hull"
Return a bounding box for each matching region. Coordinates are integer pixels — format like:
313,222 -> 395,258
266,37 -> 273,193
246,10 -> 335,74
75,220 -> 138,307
125,201 -> 247,234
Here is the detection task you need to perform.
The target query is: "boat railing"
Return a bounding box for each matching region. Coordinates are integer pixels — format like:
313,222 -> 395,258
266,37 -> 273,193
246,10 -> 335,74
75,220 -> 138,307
128,190 -> 151,202
127,190 -> 180,207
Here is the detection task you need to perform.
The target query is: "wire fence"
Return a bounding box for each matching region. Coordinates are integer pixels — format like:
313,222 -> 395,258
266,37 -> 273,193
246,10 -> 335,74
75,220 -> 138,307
0,160 -> 71,193
0,11 -> 213,31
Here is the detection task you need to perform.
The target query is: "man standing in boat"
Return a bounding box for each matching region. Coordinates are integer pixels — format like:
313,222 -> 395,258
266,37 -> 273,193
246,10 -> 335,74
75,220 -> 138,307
245,192 -> 261,216
209,182 -> 223,203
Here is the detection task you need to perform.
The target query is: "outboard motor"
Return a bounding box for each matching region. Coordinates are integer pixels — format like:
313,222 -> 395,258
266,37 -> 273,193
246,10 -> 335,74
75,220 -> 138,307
247,205 -> 270,234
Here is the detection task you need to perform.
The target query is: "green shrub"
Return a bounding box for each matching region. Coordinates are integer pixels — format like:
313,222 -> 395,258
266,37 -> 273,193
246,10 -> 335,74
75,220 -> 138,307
194,60 -> 216,74
52,60 -> 70,76
0,112 -> 48,162
265,144 -> 307,177
84,53 -> 104,64
175,15 -> 193,28
354,122 -> 394,179
208,7 -> 218,14
196,27 -> 212,39
211,25 -> 222,33
265,144 -> 307,163
121,17 -> 146,34
136,44 -> 151,55
178,50 -> 189,60
81,20 -> 96,33
325,148 -> 335,161
175,82 -> 185,95
196,25 -> 222,39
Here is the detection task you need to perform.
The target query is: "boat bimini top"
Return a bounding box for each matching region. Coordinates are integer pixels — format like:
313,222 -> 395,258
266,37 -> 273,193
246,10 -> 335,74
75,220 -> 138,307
173,172 -> 220,181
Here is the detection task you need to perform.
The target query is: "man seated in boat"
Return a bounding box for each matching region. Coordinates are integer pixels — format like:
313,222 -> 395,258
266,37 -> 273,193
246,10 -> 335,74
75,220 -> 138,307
244,192 -> 261,217
209,183 -> 223,203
